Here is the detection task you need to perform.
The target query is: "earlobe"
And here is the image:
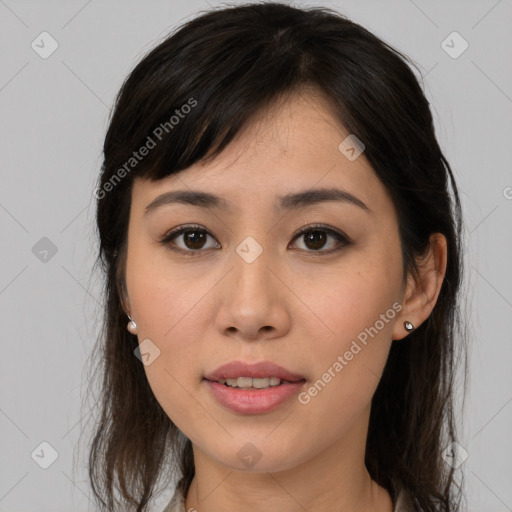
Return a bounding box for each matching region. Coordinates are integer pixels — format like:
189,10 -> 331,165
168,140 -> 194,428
393,233 -> 447,341
123,294 -> 138,335
403,321 -> 414,332
127,314 -> 138,335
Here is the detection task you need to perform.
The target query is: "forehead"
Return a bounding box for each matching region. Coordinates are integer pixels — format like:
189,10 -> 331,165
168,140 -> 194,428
131,90 -> 392,217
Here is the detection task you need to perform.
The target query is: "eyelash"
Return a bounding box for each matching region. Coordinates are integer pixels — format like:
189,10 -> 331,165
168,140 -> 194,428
158,223 -> 351,257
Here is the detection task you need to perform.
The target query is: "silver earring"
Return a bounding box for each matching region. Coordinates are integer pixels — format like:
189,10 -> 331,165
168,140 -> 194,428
127,314 -> 138,334
404,321 -> 414,332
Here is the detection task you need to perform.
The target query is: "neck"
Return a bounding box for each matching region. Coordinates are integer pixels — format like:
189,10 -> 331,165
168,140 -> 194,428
184,406 -> 393,512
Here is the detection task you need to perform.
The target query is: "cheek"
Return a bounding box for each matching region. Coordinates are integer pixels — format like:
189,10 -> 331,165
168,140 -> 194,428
138,321 -> 207,441
126,240 -> 210,342
125,260 -> 216,434
296,253 -> 402,417
305,255 -> 402,346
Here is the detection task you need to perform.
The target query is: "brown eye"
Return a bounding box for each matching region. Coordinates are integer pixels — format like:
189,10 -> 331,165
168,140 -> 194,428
290,225 -> 350,254
159,223 -> 350,256
303,230 -> 327,250
160,225 -> 220,254
181,229 -> 208,250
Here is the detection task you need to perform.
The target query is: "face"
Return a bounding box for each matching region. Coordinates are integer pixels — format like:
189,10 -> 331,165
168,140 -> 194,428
124,88 -> 408,474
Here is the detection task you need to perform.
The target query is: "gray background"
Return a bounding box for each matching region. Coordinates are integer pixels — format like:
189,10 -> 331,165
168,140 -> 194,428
1,0 -> 511,510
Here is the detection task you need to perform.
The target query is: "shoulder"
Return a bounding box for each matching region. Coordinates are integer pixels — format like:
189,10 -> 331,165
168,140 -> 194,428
393,487 -> 405,512
161,485 -> 186,512
393,486 -> 417,512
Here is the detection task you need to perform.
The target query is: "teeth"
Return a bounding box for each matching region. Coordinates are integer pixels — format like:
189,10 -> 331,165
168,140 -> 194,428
218,377 -> 282,388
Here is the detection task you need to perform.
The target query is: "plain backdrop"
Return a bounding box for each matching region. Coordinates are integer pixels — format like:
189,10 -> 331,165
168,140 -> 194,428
1,0 -> 511,511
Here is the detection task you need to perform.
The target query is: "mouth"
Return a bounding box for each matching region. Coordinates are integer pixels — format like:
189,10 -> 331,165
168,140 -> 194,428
203,360 -> 307,414
205,376 -> 306,390
203,360 -> 306,386
203,378 -> 307,414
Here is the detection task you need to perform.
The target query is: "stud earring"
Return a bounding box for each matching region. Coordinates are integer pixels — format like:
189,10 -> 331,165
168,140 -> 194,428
127,314 -> 138,335
404,321 -> 414,332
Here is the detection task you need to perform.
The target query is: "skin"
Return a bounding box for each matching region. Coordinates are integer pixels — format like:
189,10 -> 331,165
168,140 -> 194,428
123,88 -> 447,512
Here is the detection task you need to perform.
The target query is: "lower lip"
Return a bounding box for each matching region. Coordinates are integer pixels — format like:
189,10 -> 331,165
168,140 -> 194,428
204,379 -> 306,414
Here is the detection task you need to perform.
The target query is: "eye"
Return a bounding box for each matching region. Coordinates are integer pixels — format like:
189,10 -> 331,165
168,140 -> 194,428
159,223 -> 351,255
159,224 -> 220,254
289,224 -> 351,254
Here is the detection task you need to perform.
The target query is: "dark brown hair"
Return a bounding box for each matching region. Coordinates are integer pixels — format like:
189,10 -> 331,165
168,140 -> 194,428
85,2 -> 468,511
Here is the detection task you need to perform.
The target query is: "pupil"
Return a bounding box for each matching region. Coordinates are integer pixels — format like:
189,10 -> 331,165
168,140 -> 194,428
185,230 -> 206,249
305,230 -> 326,250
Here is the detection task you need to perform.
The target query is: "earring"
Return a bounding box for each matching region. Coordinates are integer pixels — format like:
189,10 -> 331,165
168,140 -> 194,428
404,321 -> 414,332
127,314 -> 138,335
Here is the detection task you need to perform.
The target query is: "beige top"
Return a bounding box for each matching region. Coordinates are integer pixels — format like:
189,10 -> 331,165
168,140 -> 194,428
161,484 -> 410,512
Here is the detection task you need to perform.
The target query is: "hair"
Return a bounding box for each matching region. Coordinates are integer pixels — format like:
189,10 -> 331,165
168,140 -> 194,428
85,2 -> 468,511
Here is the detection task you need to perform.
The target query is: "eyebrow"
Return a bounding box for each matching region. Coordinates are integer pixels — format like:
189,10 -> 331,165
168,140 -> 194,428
144,187 -> 371,215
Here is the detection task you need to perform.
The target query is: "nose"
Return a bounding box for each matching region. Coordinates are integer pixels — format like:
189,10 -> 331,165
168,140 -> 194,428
214,244 -> 291,341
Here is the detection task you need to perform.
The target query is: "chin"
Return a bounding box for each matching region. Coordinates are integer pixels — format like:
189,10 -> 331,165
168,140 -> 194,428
208,438 -> 305,474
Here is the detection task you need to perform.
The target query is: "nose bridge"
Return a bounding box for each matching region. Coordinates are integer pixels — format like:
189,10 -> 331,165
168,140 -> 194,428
232,232 -> 272,302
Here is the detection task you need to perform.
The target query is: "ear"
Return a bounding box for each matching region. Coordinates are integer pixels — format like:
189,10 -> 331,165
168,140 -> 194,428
124,298 -> 131,318
392,233 -> 448,340
118,275 -> 132,318
119,283 -> 132,318
123,295 -> 132,318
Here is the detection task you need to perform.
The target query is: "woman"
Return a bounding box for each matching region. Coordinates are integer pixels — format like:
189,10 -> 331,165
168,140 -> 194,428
87,3 -> 467,511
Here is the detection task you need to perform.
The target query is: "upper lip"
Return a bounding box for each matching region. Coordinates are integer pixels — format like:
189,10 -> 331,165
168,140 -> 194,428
204,361 -> 306,382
